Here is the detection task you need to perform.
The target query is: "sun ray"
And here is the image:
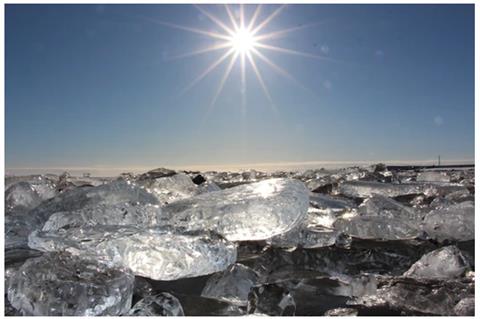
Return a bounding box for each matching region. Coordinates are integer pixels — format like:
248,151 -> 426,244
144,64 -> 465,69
251,48 -> 296,83
246,51 -> 275,109
224,4 -> 239,31
209,52 -> 239,108
254,43 -> 338,62
251,47 -> 317,95
240,52 -> 247,117
195,5 -> 235,36
247,4 -> 262,31
138,15 -> 230,41
251,4 -> 287,35
182,49 -> 235,94
240,4 -> 245,28
149,4 -> 334,117
253,22 -> 322,42
169,42 -> 231,60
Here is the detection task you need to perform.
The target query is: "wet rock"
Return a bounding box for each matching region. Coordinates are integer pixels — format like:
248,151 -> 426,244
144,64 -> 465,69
192,174 -> 206,185
29,226 -> 237,280
403,245 -> 470,280
201,263 -> 259,306
128,292 -> 184,316
161,179 -> 309,241
7,252 -> 134,316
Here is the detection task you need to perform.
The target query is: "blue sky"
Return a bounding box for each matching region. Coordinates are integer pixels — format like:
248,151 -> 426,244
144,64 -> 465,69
6,4 -> 474,171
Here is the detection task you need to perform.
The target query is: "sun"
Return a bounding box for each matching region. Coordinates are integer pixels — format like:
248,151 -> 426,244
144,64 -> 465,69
149,4 -> 331,111
229,27 -> 257,54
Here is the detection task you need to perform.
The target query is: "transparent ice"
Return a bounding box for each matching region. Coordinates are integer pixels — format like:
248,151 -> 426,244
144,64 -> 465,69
29,225 -> 237,280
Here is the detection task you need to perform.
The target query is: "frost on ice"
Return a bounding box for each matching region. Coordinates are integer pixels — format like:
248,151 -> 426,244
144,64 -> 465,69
160,178 -> 309,241
28,225 -> 237,280
7,252 -> 134,316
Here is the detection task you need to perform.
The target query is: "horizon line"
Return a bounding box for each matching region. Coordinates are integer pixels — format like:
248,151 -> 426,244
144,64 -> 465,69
5,158 -> 475,176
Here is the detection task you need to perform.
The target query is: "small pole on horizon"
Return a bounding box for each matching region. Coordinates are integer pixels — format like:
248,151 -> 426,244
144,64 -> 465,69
437,155 -> 441,167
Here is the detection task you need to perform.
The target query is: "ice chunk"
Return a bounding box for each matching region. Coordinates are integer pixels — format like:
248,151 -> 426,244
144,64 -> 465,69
445,188 -> 473,203
5,212 -> 38,249
7,252 -> 134,316
201,263 -> 259,306
267,203 -> 341,249
129,292 -> 184,316
324,307 -> 358,316
137,173 -> 198,204
42,202 -> 161,231
160,178 -> 309,241
29,180 -> 159,228
338,181 -> 425,198
197,181 -> 222,194
333,216 -> 419,240
416,171 -> 451,183
138,167 -> 177,180
267,224 -> 339,249
175,294 -> 246,316
309,193 -> 354,212
247,283 -> 296,316
403,245 -> 470,280
422,201 -> 474,242
453,297 -> 475,316
29,225 -> 237,280
358,194 -> 420,221
133,277 -> 154,300
248,274 -> 375,316
351,276 -> 474,316
5,182 -> 42,214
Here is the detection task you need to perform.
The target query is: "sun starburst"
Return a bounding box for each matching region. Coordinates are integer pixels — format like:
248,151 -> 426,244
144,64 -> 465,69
150,4 -> 331,112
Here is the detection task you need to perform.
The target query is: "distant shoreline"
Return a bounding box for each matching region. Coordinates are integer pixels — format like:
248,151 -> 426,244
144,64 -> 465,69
5,159 -> 475,177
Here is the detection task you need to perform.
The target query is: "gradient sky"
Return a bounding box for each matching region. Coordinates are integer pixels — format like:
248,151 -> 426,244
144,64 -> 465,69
6,4 -> 474,171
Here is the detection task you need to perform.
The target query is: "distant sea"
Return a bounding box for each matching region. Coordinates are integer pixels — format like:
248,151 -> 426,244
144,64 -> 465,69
5,159 -> 474,177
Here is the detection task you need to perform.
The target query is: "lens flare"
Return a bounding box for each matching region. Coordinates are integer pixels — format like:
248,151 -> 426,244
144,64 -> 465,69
147,4 -> 333,111
229,27 -> 256,54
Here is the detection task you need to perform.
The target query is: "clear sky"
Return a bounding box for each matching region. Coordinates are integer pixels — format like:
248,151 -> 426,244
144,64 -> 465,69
5,4 -> 474,172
